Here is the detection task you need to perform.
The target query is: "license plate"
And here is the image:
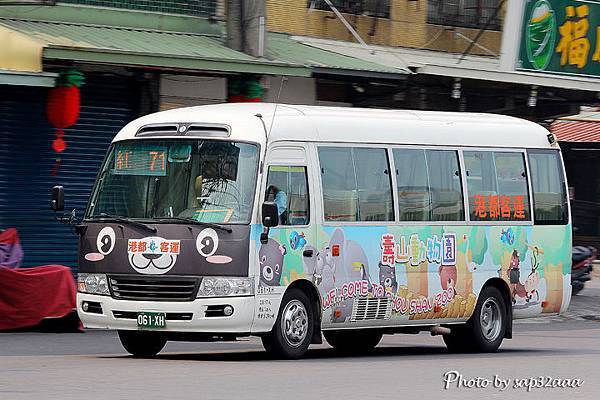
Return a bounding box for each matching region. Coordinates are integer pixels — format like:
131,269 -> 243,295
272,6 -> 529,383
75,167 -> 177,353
137,312 -> 166,329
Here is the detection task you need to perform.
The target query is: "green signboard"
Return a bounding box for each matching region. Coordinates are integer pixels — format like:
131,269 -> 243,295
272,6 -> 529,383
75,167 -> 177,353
518,0 -> 600,77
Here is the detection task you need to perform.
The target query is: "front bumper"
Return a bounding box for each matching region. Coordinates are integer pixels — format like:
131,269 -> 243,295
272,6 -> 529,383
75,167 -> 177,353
77,292 -> 255,333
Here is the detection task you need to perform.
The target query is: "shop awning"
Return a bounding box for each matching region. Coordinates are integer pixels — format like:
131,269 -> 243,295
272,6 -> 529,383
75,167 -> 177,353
551,120 -> 600,142
292,36 -> 600,92
0,18 -> 310,77
267,33 -> 410,78
0,69 -> 56,87
0,18 -> 408,79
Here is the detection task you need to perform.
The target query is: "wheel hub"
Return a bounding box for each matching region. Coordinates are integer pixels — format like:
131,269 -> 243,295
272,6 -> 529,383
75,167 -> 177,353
479,297 -> 502,342
281,299 -> 308,348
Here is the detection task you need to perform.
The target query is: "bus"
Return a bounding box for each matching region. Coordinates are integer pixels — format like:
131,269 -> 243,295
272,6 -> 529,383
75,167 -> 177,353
51,103 -> 572,359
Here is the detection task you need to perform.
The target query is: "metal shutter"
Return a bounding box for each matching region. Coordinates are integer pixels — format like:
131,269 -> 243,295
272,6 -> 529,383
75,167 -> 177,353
0,75 -> 136,270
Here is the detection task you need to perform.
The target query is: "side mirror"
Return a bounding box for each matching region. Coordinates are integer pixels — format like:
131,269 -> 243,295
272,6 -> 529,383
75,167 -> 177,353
51,185 -> 64,211
262,202 -> 279,228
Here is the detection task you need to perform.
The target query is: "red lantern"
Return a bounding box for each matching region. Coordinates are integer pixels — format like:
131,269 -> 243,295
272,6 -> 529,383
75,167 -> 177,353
46,70 -> 85,154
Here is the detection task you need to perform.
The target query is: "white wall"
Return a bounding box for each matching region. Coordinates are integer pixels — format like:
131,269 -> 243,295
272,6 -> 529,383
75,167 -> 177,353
160,75 -> 227,110
261,76 -> 316,105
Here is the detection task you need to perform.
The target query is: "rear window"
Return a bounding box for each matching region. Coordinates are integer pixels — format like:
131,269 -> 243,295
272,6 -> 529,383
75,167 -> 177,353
527,150 -> 568,225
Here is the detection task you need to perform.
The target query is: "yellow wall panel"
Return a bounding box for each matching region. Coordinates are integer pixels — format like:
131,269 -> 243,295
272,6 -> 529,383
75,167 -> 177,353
267,0 -> 502,55
0,25 -> 43,72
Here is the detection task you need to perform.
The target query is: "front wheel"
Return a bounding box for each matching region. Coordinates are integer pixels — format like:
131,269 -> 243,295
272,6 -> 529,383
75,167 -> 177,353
261,288 -> 314,359
443,286 -> 506,353
324,330 -> 382,354
118,330 -> 167,358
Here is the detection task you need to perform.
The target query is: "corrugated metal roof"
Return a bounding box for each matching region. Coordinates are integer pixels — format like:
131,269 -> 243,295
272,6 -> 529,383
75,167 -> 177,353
267,33 -> 408,75
0,18 -> 310,76
552,120 -> 600,142
0,18 -> 408,78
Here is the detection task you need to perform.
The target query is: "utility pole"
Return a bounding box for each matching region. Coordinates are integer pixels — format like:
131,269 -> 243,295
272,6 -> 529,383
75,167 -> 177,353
226,0 -> 267,58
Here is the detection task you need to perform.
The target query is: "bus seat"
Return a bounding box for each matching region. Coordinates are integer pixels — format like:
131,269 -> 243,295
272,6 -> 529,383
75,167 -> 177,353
533,192 -> 562,220
193,175 -> 203,207
323,191 -> 357,221
398,190 -> 430,221
288,195 -> 308,225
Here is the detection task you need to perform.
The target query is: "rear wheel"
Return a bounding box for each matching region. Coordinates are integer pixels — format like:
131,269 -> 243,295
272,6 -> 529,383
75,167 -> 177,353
324,330 -> 382,354
443,286 -> 506,353
261,288 -> 314,359
118,330 -> 167,358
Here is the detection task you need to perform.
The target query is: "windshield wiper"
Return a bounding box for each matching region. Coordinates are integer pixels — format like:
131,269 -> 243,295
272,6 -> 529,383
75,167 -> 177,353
155,217 -> 232,233
86,214 -> 157,233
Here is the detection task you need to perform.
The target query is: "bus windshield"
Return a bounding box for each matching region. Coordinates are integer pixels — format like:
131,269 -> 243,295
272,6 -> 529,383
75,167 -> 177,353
87,139 -> 260,224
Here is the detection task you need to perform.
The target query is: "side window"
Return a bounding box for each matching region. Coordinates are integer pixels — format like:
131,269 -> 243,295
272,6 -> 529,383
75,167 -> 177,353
264,166 -> 309,225
464,151 -> 530,221
354,148 -> 394,222
528,150 -> 568,225
318,147 -> 394,222
393,149 -> 429,221
426,150 -> 464,221
392,149 -> 464,221
318,147 -> 357,221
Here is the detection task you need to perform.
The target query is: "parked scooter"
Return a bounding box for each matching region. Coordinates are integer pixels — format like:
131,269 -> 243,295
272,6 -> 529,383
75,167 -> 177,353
571,246 -> 596,295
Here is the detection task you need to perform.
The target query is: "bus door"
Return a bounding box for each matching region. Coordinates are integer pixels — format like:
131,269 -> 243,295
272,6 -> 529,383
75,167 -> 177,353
259,145 -> 315,290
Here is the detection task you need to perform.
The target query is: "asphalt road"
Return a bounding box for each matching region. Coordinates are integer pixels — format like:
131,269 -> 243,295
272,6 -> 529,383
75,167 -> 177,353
1,282 -> 599,400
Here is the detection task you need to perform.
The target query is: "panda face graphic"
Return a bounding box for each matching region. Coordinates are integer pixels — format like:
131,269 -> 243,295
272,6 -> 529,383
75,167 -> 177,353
127,236 -> 180,275
85,227 -> 116,262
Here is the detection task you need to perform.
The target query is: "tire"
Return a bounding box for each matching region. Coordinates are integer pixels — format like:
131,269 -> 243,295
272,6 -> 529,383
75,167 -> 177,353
442,325 -> 473,353
324,330 -> 382,354
118,330 -> 167,358
443,286 -> 507,353
261,288 -> 314,359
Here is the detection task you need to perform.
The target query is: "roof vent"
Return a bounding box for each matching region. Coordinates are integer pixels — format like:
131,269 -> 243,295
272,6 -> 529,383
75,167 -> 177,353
186,124 -> 230,137
136,124 -> 178,136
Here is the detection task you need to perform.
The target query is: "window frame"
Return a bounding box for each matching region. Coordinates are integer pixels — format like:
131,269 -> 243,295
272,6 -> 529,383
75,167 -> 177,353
526,148 -> 570,226
310,0 -> 391,19
462,147 -> 534,226
391,146 -> 466,223
427,0 -> 502,31
317,143 -> 396,226
315,143 -> 537,227
264,165 -> 311,227
262,144 -> 312,229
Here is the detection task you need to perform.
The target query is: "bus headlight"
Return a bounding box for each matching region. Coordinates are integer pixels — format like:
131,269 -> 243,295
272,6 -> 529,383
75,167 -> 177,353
197,277 -> 254,298
77,273 -> 110,295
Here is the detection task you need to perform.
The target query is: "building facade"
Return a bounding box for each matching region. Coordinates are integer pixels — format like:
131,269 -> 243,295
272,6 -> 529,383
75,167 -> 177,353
0,0 -> 406,268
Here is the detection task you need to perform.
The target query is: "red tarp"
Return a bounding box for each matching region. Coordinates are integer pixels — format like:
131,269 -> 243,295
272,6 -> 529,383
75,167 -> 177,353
0,265 -> 77,330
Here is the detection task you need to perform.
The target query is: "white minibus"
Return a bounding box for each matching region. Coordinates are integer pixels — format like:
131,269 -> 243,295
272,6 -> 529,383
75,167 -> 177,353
52,103 -> 571,358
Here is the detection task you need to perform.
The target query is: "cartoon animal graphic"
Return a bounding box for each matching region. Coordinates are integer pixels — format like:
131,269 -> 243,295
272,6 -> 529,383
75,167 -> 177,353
512,247 -> 541,303
378,262 -> 397,293
301,245 -> 320,284
439,264 -> 457,295
259,238 -> 286,286
289,231 -> 307,250
354,262 -> 372,286
127,236 -> 179,275
315,246 -> 336,290
508,249 -> 522,302
500,228 -> 515,246
305,228 -> 370,323
463,234 -> 477,272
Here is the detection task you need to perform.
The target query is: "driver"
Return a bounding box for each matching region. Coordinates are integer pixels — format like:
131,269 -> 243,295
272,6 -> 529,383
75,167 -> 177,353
266,185 -> 288,224
177,175 -> 205,219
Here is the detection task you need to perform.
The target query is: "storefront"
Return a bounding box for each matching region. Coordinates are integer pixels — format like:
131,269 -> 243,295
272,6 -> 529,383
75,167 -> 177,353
0,3 -> 405,269
552,117 -> 600,250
